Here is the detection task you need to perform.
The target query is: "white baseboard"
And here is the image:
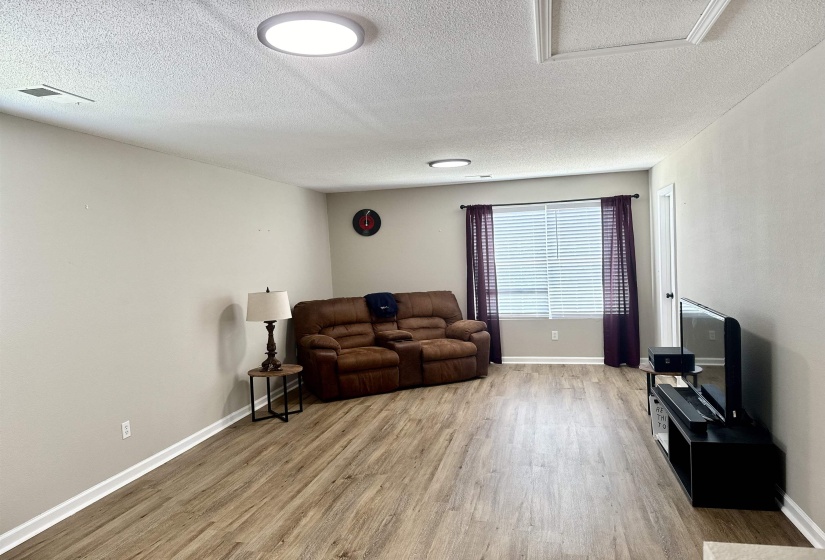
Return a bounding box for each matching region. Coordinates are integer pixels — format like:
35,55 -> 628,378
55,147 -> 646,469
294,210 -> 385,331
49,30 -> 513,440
696,358 -> 725,367
502,356 -> 604,364
777,486 -> 825,548
0,379 -> 299,556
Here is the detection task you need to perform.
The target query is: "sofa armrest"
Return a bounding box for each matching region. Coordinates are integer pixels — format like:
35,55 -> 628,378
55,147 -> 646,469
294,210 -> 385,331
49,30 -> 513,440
299,346 -> 340,401
299,334 -> 341,354
376,330 -> 414,344
446,320 -> 487,341
469,330 -> 491,377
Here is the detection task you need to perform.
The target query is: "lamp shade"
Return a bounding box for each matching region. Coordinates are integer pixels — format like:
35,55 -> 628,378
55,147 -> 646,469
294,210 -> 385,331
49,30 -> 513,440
246,290 -> 292,322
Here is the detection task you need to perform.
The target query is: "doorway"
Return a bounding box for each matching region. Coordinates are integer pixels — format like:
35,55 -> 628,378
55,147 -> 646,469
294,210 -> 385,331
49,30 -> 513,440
656,184 -> 678,346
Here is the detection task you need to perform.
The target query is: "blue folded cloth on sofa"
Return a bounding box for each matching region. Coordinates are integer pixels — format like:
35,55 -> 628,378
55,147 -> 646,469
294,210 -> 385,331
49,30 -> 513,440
365,292 -> 398,318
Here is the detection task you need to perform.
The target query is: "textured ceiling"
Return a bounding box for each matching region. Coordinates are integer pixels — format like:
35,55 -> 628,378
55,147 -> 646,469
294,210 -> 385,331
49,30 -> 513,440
553,0 -> 709,53
1,1 -> 824,192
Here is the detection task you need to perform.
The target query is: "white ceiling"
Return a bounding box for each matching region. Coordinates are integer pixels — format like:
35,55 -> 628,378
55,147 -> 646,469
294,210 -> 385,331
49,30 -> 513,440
1,1 -> 824,193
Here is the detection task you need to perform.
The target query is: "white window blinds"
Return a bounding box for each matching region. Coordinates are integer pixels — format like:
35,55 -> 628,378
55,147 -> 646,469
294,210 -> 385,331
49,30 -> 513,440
493,201 -> 603,318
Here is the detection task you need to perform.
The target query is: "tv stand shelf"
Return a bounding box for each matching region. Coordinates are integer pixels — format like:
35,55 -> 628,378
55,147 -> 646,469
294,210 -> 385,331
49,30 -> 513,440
652,385 -> 778,510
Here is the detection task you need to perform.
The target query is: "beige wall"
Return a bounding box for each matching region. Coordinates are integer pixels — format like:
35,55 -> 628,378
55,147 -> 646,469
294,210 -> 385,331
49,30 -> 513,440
327,171 -> 654,359
650,41 -> 825,531
0,114 -> 333,532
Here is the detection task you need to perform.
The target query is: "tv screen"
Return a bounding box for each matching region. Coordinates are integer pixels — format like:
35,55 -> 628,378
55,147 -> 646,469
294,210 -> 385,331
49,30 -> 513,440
680,298 -> 742,424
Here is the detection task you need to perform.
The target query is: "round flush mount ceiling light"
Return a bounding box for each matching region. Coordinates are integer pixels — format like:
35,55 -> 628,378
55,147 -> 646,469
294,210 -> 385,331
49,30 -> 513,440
428,159 -> 471,168
257,12 -> 364,56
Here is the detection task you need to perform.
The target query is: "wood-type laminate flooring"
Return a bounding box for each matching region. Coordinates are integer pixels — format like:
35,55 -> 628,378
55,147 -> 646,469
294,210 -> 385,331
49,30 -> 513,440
3,365 -> 809,559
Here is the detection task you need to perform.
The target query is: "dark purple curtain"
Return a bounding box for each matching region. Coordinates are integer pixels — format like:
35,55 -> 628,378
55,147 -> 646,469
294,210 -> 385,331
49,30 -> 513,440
465,205 -> 502,363
601,195 -> 640,368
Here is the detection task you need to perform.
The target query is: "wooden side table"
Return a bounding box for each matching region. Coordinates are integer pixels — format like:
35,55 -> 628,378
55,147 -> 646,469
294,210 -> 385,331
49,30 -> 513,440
248,364 -> 303,422
639,362 -> 676,415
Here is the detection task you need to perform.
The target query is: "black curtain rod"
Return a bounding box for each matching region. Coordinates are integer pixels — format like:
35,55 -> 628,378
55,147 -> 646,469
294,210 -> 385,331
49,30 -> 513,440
459,193 -> 639,210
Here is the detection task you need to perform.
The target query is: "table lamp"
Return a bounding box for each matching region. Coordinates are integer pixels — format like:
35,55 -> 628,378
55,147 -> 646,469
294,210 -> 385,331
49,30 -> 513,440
246,288 -> 292,372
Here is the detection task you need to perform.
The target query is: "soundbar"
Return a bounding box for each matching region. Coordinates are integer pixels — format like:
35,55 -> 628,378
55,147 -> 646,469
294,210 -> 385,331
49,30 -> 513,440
654,384 -> 707,433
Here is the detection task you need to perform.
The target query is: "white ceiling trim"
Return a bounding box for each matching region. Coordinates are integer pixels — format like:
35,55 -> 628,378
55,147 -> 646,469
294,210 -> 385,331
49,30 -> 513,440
535,0 -> 732,63
685,0 -> 732,44
534,0 -> 553,63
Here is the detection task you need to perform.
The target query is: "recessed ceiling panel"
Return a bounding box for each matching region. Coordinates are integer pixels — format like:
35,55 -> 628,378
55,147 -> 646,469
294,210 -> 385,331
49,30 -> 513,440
553,0 -> 709,54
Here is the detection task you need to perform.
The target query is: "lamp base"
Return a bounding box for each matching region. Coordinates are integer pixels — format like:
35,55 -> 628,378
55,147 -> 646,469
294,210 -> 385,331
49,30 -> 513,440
260,357 -> 282,372
260,320 -> 282,371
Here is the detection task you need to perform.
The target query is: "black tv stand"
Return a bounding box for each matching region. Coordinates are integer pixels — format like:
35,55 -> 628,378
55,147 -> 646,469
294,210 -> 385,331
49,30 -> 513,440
651,385 -> 778,509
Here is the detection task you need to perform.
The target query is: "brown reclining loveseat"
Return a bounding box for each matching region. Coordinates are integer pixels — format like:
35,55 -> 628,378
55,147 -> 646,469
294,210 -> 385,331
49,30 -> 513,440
293,291 -> 490,401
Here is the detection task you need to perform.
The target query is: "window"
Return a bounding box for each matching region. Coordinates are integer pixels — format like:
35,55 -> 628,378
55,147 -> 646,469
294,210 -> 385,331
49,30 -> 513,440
493,201 -> 603,318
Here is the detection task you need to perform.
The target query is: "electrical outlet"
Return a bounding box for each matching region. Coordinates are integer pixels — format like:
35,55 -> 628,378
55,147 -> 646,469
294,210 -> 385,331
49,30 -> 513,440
551,331 -> 559,341
708,330 -> 716,341
121,421 -> 131,439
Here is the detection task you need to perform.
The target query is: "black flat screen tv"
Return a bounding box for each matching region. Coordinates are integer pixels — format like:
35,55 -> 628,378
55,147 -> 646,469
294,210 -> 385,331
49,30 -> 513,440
680,298 -> 743,425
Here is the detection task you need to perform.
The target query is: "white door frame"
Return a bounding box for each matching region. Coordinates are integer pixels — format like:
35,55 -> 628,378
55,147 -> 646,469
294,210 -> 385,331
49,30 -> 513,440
656,184 -> 679,346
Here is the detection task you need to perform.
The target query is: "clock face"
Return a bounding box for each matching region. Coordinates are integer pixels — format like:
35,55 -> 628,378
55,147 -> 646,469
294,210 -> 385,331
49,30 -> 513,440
352,209 -> 381,236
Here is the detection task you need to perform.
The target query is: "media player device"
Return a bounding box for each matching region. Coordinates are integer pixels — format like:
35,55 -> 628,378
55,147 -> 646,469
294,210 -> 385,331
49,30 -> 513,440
648,346 -> 695,372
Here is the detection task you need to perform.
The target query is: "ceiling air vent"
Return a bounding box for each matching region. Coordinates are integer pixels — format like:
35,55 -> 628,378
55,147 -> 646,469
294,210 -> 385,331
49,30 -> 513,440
17,85 -> 94,104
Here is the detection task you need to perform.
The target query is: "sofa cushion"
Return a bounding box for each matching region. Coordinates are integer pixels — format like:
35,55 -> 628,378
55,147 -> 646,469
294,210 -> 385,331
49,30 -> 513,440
395,291 -> 463,323
337,346 -> 400,373
321,322 -> 375,349
293,297 -> 379,348
372,319 -> 400,334
419,339 -> 477,362
397,316 -> 447,340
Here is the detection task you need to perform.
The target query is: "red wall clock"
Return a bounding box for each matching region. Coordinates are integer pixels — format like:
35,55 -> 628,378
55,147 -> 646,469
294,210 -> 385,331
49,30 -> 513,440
352,209 -> 381,236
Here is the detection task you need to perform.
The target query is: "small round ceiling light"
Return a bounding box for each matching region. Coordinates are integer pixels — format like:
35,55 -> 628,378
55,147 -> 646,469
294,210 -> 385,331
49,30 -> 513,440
428,159 -> 471,168
257,12 -> 364,57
